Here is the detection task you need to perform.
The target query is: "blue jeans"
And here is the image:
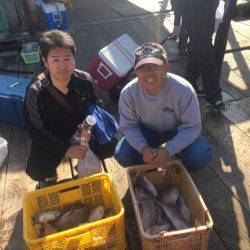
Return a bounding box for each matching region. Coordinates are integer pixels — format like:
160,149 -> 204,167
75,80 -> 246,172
114,126 -> 212,171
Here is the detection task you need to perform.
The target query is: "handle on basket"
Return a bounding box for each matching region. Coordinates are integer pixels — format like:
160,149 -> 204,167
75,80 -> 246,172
158,234 -> 189,244
135,160 -> 184,174
97,62 -> 113,80
59,185 -> 79,193
68,231 -> 93,246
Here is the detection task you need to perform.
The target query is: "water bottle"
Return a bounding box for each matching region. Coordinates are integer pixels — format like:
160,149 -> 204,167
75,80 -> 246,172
71,115 -> 96,145
72,115 -> 102,178
0,136 -> 8,168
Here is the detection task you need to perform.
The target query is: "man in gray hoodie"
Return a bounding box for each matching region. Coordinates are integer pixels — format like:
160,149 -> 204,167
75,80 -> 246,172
114,43 -> 212,171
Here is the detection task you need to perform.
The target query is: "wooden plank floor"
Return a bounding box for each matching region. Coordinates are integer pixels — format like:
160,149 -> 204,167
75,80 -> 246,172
0,0 -> 249,249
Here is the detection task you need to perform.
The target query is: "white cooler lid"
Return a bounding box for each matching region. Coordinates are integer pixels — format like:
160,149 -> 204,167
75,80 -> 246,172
98,34 -> 138,77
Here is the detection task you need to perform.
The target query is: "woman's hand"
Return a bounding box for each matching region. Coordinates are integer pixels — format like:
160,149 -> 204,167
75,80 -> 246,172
79,130 -> 91,144
73,128 -> 91,145
65,144 -> 88,159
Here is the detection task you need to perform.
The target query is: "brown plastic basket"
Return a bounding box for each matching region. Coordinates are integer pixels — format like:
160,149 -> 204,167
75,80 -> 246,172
126,160 -> 213,250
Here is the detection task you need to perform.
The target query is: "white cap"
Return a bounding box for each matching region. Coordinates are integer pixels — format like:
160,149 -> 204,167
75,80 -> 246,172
85,115 -> 96,126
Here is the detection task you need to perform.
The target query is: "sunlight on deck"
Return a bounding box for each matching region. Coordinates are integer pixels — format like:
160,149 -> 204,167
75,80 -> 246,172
128,0 -> 170,12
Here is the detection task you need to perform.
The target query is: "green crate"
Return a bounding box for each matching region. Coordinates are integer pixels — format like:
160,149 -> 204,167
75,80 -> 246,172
21,43 -> 40,64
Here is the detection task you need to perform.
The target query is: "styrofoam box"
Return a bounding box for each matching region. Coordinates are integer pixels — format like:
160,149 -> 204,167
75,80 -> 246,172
88,34 -> 138,91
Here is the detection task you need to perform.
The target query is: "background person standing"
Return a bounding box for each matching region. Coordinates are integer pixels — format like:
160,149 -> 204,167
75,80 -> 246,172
181,0 -> 225,111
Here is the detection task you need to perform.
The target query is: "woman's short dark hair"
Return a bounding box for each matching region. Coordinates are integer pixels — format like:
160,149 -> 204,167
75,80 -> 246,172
40,30 -> 76,60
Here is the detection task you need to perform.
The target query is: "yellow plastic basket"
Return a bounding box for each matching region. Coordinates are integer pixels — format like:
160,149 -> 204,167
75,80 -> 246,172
126,160 -> 213,250
23,173 -> 125,250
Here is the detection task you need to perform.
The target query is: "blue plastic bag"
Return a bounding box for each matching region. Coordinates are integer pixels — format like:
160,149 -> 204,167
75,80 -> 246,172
84,103 -> 118,145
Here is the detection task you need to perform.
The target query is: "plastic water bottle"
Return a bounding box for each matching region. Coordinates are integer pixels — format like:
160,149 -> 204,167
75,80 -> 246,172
0,137 -> 8,168
72,115 -> 102,178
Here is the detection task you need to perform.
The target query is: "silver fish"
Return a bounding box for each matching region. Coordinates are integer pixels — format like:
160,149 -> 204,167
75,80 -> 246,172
176,194 -> 190,223
43,222 -> 58,236
134,186 -> 152,203
154,200 -> 188,230
141,176 -> 158,197
146,220 -> 173,235
139,198 -> 161,231
38,210 -> 61,224
55,207 -> 90,231
87,206 -> 105,223
34,222 -> 44,238
159,186 -> 179,205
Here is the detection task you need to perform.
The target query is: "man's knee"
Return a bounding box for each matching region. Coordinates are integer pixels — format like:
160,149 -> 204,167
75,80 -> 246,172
185,147 -> 212,171
114,151 -> 131,167
181,135 -> 212,171
114,138 -> 142,167
114,139 -> 130,167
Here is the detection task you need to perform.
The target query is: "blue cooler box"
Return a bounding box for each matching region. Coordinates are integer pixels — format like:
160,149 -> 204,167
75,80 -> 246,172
0,75 -> 30,126
41,2 -> 68,30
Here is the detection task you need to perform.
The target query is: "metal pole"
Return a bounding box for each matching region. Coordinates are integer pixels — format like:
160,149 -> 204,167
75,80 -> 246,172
214,0 -> 238,76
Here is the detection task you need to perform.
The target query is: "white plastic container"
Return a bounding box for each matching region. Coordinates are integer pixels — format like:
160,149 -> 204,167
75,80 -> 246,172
88,34 -> 139,91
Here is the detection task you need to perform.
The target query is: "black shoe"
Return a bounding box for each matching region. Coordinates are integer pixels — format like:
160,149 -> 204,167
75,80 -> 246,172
195,87 -> 206,97
212,99 -> 225,112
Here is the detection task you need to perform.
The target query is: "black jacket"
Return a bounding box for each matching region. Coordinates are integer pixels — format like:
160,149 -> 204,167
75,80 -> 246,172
24,69 -> 97,158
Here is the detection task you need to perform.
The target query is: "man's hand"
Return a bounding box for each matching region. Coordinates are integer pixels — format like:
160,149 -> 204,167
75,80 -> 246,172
151,148 -> 170,165
65,144 -> 88,159
141,146 -> 158,163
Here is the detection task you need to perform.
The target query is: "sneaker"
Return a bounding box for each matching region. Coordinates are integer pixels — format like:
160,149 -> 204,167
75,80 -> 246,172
212,99 -> 225,112
196,87 -> 206,97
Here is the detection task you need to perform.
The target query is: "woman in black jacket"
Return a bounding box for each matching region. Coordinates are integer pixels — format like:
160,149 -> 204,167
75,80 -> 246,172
24,30 -> 117,187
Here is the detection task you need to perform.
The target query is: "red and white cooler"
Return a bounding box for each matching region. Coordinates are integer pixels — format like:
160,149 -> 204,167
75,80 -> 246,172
88,34 -> 138,91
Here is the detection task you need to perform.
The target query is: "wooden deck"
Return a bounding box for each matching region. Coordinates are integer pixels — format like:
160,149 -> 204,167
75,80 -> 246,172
0,0 -> 250,249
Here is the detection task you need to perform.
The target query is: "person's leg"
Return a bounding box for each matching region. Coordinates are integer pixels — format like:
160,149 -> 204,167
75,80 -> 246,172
91,138 -> 118,160
184,41 -> 201,90
183,18 -> 201,90
178,23 -> 189,56
178,133 -> 212,171
114,137 -> 143,167
191,13 -> 222,104
26,145 -> 61,182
